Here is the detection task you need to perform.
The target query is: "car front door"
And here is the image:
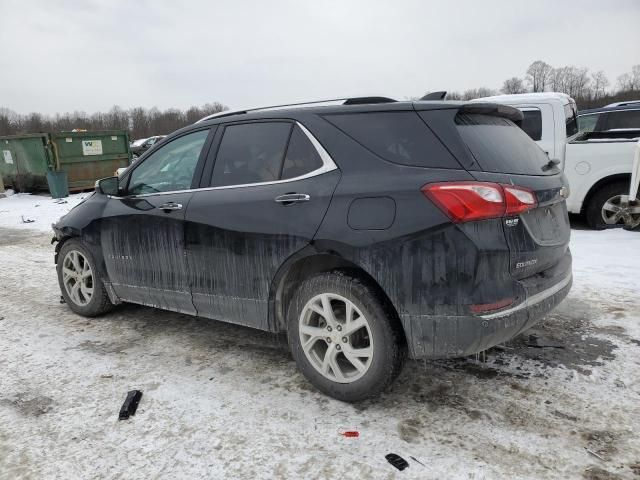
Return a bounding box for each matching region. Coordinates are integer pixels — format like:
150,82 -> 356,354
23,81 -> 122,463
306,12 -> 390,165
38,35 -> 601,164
185,120 -> 340,329
100,127 -> 214,313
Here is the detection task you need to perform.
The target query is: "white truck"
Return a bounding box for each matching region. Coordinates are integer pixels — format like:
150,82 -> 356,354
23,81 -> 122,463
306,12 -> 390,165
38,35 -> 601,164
471,92 -> 640,229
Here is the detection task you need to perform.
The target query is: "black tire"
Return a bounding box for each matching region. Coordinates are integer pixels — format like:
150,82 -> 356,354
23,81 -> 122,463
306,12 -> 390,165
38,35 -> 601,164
287,271 -> 406,402
56,239 -> 113,317
585,180 -> 630,230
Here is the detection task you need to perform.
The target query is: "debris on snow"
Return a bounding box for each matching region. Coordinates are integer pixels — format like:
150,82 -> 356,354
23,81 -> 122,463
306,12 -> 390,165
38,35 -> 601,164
386,453 -> 409,471
118,390 -> 143,420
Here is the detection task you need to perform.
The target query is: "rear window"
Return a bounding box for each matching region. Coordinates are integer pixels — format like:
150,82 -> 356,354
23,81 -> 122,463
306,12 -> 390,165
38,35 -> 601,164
521,109 -> 542,141
324,111 -> 461,169
455,114 -> 552,176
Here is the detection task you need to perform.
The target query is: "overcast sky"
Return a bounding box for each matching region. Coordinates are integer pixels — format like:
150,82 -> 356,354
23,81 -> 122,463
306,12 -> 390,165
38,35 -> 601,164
1,0 -> 638,115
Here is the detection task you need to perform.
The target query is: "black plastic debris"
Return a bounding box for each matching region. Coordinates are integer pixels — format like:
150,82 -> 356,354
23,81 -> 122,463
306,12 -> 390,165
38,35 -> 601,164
59,295 -> 66,304
386,453 -> 409,471
118,390 -> 143,420
526,334 -> 565,349
21,216 -> 35,224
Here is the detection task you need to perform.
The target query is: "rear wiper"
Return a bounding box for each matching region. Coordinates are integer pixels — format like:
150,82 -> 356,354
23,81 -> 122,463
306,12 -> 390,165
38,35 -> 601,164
542,158 -> 561,172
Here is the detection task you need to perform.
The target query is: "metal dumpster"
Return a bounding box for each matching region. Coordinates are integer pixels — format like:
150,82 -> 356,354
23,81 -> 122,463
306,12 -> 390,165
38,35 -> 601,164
0,133 -> 51,191
0,130 -> 131,192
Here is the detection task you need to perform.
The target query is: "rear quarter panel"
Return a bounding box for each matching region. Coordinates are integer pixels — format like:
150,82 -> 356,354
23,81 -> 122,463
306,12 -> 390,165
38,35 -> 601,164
564,141 -> 638,212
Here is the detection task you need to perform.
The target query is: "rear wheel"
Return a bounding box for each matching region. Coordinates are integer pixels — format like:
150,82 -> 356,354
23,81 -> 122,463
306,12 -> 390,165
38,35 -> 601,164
287,271 -> 405,402
585,181 -> 640,230
57,239 -> 113,317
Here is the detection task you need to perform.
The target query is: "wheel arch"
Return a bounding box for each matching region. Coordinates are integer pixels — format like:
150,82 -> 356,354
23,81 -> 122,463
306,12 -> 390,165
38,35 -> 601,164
269,250 -> 404,340
581,173 -> 631,214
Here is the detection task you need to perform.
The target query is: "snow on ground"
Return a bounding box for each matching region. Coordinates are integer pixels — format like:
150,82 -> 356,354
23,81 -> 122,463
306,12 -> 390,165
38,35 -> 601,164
0,192 -> 88,232
0,197 -> 639,479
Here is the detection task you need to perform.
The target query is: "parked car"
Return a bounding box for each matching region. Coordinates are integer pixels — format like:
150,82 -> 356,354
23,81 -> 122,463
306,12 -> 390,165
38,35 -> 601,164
53,97 -> 572,401
471,92 -> 640,229
130,135 -> 165,157
578,103 -> 640,134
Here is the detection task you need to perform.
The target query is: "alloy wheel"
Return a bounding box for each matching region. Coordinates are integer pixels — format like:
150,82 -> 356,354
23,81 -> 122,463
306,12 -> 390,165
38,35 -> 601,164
299,293 -> 374,383
62,250 -> 94,306
602,194 -> 640,229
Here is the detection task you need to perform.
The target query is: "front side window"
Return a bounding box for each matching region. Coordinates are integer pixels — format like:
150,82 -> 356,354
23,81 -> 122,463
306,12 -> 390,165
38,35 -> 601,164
605,110 -> 640,130
128,129 -> 209,195
520,109 -> 542,141
578,113 -> 600,133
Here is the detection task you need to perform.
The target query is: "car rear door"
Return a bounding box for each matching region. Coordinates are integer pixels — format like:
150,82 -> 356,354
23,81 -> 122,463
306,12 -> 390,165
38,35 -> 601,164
184,120 -> 340,329
100,127 -> 214,313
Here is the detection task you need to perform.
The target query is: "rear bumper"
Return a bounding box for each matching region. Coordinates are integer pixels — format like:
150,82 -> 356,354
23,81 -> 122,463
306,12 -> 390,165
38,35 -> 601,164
400,269 -> 572,359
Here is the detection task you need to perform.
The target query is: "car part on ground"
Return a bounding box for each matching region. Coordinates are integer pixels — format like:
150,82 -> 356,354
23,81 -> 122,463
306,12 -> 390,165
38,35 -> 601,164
118,390 -> 143,420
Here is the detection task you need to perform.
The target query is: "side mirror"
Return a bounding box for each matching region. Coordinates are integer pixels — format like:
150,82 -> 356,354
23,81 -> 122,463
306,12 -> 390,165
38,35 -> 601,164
95,176 -> 119,196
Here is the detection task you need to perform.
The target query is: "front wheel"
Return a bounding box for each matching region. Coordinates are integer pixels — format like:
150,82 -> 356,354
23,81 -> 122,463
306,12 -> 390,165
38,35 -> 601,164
287,271 -> 405,402
57,239 -> 113,317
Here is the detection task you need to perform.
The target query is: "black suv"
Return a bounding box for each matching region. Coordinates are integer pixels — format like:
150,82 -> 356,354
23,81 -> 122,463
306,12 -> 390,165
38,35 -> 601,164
53,97 -> 572,401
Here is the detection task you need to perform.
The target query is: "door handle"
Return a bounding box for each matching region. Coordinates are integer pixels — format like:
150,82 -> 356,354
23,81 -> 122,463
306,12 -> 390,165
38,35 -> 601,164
158,202 -> 183,212
274,193 -> 310,205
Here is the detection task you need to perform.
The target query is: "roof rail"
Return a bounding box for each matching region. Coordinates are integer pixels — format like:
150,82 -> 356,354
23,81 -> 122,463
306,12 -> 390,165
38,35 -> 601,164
195,96 -> 397,123
604,100 -> 640,108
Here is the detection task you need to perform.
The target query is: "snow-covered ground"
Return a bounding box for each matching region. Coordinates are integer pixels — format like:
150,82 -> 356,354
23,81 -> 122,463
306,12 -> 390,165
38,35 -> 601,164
0,192 -> 88,232
1,194 -> 639,479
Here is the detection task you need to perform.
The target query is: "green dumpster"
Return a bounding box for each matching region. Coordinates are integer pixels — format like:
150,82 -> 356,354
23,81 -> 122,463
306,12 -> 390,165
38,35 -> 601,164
0,130 -> 131,193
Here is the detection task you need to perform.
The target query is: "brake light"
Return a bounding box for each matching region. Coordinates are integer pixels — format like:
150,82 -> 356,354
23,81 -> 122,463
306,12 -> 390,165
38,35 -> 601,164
422,182 -> 537,223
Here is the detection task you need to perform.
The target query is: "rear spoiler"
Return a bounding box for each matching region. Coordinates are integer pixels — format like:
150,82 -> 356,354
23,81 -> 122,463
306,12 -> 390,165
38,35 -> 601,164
458,103 -> 524,122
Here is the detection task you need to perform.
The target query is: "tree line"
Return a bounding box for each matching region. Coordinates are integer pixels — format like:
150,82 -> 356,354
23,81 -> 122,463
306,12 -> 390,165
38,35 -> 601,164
2,62 -> 639,138
444,62 -> 640,109
0,102 -> 227,139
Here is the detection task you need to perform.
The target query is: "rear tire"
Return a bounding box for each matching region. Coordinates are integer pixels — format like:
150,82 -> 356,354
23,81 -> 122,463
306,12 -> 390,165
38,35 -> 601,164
57,239 -> 113,317
287,271 -> 405,402
585,181 -> 633,230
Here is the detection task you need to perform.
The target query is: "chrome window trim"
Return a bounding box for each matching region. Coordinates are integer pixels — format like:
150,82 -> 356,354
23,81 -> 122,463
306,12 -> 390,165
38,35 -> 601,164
109,121 -> 337,199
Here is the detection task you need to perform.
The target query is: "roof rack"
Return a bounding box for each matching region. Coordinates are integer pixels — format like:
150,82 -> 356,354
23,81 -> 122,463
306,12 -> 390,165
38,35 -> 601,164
195,96 -> 397,123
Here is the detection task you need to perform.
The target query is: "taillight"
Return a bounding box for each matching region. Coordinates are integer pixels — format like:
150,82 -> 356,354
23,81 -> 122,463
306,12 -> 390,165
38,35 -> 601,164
421,182 -> 537,223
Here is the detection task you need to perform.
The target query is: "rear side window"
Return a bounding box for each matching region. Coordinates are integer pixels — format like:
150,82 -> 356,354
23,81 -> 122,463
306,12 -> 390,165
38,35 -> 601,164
456,114 -> 552,176
520,109 -> 542,141
281,126 -> 323,179
212,122 -> 292,187
324,111 -> 460,168
605,109 -> 640,130
578,113 -> 600,133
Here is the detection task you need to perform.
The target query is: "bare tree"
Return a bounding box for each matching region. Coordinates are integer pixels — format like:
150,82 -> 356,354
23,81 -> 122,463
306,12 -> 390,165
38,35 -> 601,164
501,77 -> 527,94
0,103 -> 228,137
590,71 -> 610,100
461,87 -> 497,100
617,64 -> 640,91
526,60 -> 553,92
